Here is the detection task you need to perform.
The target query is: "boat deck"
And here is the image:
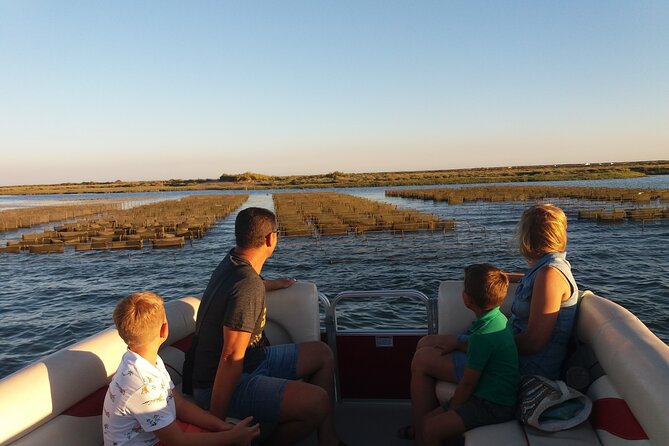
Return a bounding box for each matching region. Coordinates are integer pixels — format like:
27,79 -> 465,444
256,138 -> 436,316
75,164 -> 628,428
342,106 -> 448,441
298,399 -> 464,446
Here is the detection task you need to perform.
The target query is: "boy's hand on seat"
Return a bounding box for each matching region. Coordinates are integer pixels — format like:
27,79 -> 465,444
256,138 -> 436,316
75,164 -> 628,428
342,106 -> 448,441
230,416 -> 260,445
434,344 -> 455,356
434,340 -> 456,355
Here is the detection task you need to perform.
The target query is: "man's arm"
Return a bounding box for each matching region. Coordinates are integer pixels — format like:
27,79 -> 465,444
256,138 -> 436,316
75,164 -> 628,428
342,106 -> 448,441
210,327 -> 252,420
263,277 -> 296,291
173,389 -> 232,432
153,416 -> 259,446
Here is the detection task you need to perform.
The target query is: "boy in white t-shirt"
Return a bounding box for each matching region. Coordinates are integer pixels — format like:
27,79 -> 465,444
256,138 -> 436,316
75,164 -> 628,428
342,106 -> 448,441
103,291 -> 260,446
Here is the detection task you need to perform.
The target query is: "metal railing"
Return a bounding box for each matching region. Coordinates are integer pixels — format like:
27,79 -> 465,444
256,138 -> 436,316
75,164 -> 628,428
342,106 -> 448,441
321,289 -> 435,401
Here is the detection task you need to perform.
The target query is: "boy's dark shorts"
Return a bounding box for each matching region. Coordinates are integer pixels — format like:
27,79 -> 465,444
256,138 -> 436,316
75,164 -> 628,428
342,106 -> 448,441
446,396 -> 516,431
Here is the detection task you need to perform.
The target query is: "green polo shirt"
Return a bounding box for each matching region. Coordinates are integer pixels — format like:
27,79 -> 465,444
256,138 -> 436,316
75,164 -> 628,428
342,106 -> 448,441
466,306 -> 520,406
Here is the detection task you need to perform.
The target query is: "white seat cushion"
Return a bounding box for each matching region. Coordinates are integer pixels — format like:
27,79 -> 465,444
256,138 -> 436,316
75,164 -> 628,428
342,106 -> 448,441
265,281 -> 320,344
435,381 -> 456,406
465,420 -> 526,446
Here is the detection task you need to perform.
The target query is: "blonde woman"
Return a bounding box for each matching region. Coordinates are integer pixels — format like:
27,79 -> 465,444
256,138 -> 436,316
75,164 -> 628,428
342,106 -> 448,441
508,203 -> 578,379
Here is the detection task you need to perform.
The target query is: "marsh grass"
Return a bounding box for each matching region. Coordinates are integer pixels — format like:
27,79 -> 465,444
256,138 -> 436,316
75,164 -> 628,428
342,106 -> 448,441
386,185 -> 669,204
2,161 -> 668,195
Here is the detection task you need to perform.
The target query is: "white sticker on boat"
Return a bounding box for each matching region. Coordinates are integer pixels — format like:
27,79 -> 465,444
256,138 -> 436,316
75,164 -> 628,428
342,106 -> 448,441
375,336 -> 394,348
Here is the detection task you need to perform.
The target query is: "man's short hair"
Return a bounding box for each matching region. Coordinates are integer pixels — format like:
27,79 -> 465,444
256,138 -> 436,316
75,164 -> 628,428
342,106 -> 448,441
464,263 -> 509,310
235,207 -> 277,249
113,291 -> 165,347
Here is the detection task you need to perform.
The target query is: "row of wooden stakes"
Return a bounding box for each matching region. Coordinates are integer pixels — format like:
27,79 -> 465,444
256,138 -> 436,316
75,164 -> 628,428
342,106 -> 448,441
273,192 -> 455,238
0,202 -> 124,233
0,194 -> 248,254
0,238 -> 186,254
577,207 -> 669,221
386,185 -> 669,204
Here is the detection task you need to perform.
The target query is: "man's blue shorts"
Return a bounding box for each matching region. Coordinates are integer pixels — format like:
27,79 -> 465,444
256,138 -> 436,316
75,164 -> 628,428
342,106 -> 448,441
193,343 -> 299,425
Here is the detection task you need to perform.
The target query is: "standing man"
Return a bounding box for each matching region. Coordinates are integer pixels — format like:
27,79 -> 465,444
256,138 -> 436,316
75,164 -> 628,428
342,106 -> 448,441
185,207 -> 342,446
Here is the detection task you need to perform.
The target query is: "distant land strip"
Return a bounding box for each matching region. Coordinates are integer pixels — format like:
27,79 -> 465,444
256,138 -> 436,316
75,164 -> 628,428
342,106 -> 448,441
2,160 -> 668,195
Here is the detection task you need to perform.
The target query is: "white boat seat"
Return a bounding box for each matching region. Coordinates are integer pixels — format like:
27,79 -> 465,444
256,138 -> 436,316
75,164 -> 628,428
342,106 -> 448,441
265,281 -> 321,345
160,296 -> 201,388
435,381 -> 457,404
0,327 -> 127,446
0,296 -> 200,446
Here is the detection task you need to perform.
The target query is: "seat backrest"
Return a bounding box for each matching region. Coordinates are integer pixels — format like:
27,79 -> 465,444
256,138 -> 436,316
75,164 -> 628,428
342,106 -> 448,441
0,296 -> 200,446
576,292 -> 669,444
437,280 -> 518,335
157,297 -> 201,388
264,281 -> 321,345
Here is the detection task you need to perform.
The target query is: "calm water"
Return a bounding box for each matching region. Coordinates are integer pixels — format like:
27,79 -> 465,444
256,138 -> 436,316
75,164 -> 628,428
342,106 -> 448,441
1,176 -> 668,379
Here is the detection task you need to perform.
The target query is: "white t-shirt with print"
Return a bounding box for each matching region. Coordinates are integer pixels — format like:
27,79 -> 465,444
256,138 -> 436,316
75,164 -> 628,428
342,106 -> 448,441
103,350 -> 176,446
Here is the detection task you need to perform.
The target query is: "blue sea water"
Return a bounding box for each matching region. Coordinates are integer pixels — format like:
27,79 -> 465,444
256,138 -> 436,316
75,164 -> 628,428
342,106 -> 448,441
1,176 -> 668,379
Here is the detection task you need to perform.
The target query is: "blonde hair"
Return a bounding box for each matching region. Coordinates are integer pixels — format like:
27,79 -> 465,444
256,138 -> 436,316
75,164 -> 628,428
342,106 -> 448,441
113,291 -> 165,347
464,263 -> 509,310
517,204 -> 567,261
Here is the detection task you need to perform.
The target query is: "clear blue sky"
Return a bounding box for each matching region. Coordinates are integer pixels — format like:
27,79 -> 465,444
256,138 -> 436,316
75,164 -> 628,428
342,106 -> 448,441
1,1 -> 667,186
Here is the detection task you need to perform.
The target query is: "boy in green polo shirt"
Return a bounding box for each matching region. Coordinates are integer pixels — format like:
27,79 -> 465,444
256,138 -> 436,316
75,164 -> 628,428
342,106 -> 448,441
422,263 -> 519,446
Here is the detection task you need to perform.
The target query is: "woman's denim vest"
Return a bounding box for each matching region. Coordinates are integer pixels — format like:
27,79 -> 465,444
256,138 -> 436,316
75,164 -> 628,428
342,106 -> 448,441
509,252 -> 578,379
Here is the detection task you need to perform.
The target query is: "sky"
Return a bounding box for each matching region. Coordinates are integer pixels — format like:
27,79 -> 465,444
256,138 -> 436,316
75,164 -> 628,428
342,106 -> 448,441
0,1 -> 667,186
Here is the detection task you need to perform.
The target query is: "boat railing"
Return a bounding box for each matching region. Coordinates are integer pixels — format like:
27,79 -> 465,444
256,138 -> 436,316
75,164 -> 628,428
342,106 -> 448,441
318,291 -> 331,315
323,289 -> 434,401
324,289 -> 435,332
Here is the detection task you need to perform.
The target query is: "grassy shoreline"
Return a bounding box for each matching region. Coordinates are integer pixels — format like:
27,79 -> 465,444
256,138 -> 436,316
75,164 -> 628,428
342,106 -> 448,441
1,160 -> 668,195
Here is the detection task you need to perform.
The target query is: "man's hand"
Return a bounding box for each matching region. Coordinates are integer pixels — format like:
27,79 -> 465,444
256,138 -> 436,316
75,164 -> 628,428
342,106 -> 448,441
263,277 -> 297,291
213,419 -> 235,432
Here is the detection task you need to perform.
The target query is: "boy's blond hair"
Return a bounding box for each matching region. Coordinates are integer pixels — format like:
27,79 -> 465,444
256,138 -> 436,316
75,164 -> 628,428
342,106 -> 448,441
113,291 -> 165,347
464,263 -> 509,310
517,204 -> 567,261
